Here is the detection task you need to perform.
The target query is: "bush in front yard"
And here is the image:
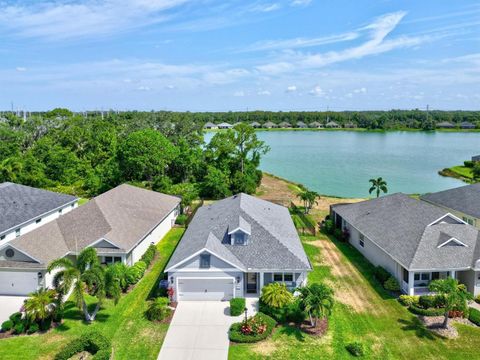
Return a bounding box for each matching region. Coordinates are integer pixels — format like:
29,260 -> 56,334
230,298 -> 246,316
259,299 -> 305,324
475,295 -> 480,304
322,219 -> 334,234
383,277 -> 400,292
1,320 -> 13,332
9,312 -> 22,325
468,308 -> 480,326
373,266 -> 390,284
229,313 -> 276,343
398,295 -> 419,307
175,214 -> 187,225
418,295 -> 436,309
408,305 -> 445,317
346,341 -> 364,357
55,331 -> 111,360
27,322 -> 39,334
13,322 -> 25,334
145,297 -> 171,321
140,244 -> 157,268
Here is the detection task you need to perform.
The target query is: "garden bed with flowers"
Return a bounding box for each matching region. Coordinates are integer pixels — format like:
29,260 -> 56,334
229,313 -> 276,343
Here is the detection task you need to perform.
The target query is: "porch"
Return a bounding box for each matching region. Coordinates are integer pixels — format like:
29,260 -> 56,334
401,269 -> 460,296
243,271 -> 307,296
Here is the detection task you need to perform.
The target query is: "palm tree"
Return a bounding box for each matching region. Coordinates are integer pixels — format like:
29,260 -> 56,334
368,177 -> 388,198
428,278 -> 472,329
24,288 -> 57,327
260,283 -> 294,308
297,283 -> 334,327
297,189 -> 319,214
0,157 -> 23,182
48,247 -> 115,322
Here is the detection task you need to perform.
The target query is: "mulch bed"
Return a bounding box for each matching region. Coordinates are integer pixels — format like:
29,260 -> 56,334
299,318 -> 328,336
419,316 -> 476,339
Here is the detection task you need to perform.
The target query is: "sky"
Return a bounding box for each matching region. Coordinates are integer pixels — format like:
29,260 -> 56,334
0,0 -> 479,111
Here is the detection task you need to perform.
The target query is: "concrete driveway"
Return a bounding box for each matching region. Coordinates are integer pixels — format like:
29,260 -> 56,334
158,299 -> 257,360
0,296 -> 27,323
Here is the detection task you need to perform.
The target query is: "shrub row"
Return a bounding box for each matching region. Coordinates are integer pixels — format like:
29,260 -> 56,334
1,311 -> 50,335
140,244 -> 157,268
259,299 -> 306,324
55,331 -> 111,360
398,295 -> 419,307
229,313 -> 276,343
126,261 -> 147,285
408,305 -> 445,317
230,298 -> 246,317
418,295 -> 447,309
468,308 -> 480,326
373,266 -> 400,292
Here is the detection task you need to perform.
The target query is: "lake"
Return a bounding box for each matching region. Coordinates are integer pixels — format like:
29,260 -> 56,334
204,131 -> 480,198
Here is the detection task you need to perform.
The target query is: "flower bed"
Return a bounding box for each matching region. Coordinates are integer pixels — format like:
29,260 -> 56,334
229,313 -> 276,343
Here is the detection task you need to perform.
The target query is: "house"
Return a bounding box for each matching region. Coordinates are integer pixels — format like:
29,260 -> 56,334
296,121 -> 307,128
263,121 -> 277,129
250,121 -> 261,128
436,121 -> 455,129
344,122 -> 357,128
0,184 -> 180,295
331,193 -> 480,297
0,182 -> 77,243
203,122 -> 218,130
309,121 -> 324,128
421,183 -> 480,228
278,121 -> 292,128
325,121 -> 340,128
165,194 -> 312,301
217,122 -> 233,129
472,155 -> 480,163
460,121 -> 476,129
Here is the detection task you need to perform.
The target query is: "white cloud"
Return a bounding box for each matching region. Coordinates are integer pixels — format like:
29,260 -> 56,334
137,86 -> 151,91
257,90 -> 271,95
233,90 -> 245,97
16,67 -> 27,72
309,85 -> 324,97
249,3 -> 281,13
353,87 -> 367,94
286,85 -> 297,92
290,0 -> 312,7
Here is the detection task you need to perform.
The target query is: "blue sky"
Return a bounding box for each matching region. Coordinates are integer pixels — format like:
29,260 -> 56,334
0,0 -> 479,111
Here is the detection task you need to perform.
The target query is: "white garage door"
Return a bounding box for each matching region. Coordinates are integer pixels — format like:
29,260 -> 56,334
0,271 -> 38,295
178,278 -> 234,301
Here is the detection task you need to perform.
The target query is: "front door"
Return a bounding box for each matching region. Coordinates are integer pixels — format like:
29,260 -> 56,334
246,273 -> 258,294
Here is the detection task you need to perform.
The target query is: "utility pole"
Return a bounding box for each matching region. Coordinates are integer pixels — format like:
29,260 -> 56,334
426,104 -> 429,122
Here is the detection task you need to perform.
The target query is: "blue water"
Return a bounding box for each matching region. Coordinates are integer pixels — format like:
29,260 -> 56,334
204,131 -> 479,198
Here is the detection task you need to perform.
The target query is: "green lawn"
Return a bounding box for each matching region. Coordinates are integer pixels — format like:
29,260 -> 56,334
450,166 -> 473,179
229,233 -> 480,360
0,227 -> 184,360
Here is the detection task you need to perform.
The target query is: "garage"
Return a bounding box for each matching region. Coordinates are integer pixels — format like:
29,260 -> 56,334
177,277 -> 235,301
0,271 -> 39,296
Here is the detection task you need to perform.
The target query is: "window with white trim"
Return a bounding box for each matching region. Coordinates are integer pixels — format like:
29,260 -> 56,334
200,254 -> 211,268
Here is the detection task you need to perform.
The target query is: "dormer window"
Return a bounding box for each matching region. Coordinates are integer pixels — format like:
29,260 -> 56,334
200,254 -> 211,268
234,232 -> 246,245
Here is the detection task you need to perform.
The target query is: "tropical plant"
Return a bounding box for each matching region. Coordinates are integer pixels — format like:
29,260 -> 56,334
24,288 -> 57,329
368,177 -> 388,198
297,283 -> 335,327
297,189 -> 319,214
145,297 -> 171,321
48,247 -> 113,322
428,278 -> 473,328
260,283 -> 294,309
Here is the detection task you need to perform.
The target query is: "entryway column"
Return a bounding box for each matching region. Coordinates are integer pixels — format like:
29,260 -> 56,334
259,272 -> 264,293
408,271 -> 415,296
450,270 -> 456,279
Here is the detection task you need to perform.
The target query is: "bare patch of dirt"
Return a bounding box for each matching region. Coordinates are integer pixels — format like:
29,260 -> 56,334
251,339 -> 278,356
299,318 -> 328,336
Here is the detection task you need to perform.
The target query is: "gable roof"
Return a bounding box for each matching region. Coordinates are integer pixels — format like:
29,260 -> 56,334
166,193 -> 311,271
332,193 -> 480,270
421,183 -> 480,219
0,184 -> 180,269
0,182 -> 77,235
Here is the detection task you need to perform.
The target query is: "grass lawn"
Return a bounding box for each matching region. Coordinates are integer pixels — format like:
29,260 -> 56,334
229,232 -> 480,360
450,166 -> 473,179
0,227 -> 184,360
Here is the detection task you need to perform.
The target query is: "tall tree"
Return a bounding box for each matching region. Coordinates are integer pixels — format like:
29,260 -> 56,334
368,177 -> 388,198
297,283 -> 335,327
297,189 -> 319,214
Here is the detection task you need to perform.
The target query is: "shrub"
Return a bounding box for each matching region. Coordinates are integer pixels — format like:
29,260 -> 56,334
322,219 -> 334,234
260,298 -> 306,324
464,160 -> 474,168
230,298 -> 246,316
333,228 -> 343,241
475,295 -> 480,304
140,244 -> 157,268
373,266 -> 390,284
13,322 -> 25,334
398,295 -> 419,307
146,297 -> 171,321
27,322 -> 39,334
1,320 -> 13,332
418,295 -> 436,309
175,214 -> 187,225
39,317 -> 52,332
229,313 -> 276,343
55,331 -> 111,360
383,277 -> 400,292
127,261 -> 147,284
346,341 -> 364,357
285,300 -> 306,324
468,308 -> 480,326
9,312 -> 22,325
408,305 -> 445,317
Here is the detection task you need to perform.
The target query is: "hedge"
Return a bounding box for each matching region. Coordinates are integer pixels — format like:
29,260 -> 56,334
230,298 -> 246,316
1,320 -> 13,332
9,312 -> 22,325
140,244 -> 157,268
55,331 -> 111,360
175,214 -> 187,225
398,295 -> 419,307
468,307 -> 480,326
229,313 -> 276,343
259,299 -> 305,324
373,266 -> 390,284
408,305 -> 445,317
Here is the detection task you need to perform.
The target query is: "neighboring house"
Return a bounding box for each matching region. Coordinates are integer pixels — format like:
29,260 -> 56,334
472,155 -> 480,162
278,121 -> 292,128
344,122 -> 357,128
203,122 -> 218,129
166,194 -> 312,301
217,122 -> 233,129
250,121 -> 261,128
436,121 -> 455,129
309,121 -> 324,128
263,121 -> 277,129
460,121 -> 476,129
0,182 -> 77,243
0,184 -> 180,296
421,183 -> 480,228
331,193 -> 480,297
296,121 -> 307,128
326,121 -> 340,128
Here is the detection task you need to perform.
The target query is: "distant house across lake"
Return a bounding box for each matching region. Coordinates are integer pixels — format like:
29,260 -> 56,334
278,121 -> 292,128
344,122 -> 357,128
309,121 -> 324,128
263,121 -> 277,129
217,122 -> 233,129
296,121 -> 307,128
250,121 -> 261,128
203,122 -> 218,129
472,155 -> 480,162
460,121 -> 476,129
436,121 -> 455,129
326,121 -> 340,128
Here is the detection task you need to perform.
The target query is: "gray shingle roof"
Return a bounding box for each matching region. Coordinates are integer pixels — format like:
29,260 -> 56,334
166,194 -> 311,271
421,183 -> 480,219
1,184 -> 180,269
332,193 -> 480,270
0,182 -> 77,235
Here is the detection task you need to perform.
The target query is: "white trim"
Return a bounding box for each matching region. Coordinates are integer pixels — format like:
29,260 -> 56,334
0,243 -> 42,264
227,227 -> 251,236
170,268 -> 240,273
176,276 -> 235,301
427,213 -> 466,227
88,237 -> 120,249
165,247 -> 244,272
437,237 -> 468,248
410,267 -> 471,272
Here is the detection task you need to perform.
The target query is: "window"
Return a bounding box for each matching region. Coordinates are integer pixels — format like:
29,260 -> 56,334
403,269 -> 409,284
359,233 -> 365,247
5,248 -> 14,258
71,204 -> 75,208
114,257 -> 122,263
432,272 -> 440,280
414,273 -> 420,281
36,218 -> 42,224
421,273 -> 430,281
284,273 -> 293,282
273,273 -> 283,282
58,209 -> 63,215
0,235 -> 5,241
234,232 -> 246,245
15,228 -> 21,237
105,256 -> 113,264
200,254 -> 211,268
